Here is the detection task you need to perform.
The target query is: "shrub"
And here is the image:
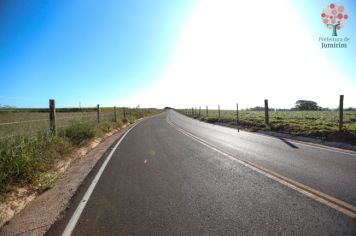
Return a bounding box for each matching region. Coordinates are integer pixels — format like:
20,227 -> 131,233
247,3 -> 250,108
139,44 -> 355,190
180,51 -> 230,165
99,122 -> 112,133
64,122 -> 95,146
206,118 -> 218,123
0,132 -> 71,193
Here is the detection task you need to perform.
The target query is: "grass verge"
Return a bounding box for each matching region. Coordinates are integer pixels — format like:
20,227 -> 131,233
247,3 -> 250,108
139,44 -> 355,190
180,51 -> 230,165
180,110 -> 356,145
0,110 -> 160,200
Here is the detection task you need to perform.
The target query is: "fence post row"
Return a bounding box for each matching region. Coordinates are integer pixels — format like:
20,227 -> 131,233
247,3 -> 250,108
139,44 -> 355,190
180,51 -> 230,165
97,104 -> 100,123
186,96 -> 345,129
49,99 -> 56,134
114,106 -> 117,122
264,99 -> 269,124
236,103 -> 239,124
218,105 -> 221,120
339,95 -> 344,131
47,97 -> 346,133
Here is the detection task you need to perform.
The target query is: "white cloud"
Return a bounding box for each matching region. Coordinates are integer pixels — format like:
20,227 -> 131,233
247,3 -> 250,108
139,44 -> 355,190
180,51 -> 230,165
122,0 -> 356,109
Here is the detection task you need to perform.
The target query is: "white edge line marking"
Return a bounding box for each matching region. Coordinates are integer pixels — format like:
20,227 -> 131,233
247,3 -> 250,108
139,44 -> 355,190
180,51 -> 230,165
61,121 -> 141,236
167,116 -> 356,219
174,111 -> 356,157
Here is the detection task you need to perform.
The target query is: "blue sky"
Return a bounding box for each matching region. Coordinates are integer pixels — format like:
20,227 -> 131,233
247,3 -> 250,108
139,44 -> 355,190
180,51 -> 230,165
0,0 -> 197,107
0,0 -> 355,109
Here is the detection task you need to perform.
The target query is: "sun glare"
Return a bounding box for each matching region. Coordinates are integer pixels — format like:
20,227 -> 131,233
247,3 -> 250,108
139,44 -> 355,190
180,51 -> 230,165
123,0 -> 356,109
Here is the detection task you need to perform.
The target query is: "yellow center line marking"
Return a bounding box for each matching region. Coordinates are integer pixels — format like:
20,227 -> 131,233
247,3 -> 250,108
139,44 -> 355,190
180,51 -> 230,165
144,159 -> 148,164
167,117 -> 356,219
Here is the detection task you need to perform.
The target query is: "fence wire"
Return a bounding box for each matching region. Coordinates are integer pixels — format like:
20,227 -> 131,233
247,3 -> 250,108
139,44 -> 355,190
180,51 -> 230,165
0,107 -> 152,141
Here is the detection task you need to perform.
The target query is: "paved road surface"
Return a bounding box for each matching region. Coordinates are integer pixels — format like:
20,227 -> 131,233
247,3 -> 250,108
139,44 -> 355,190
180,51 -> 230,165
48,111 -> 356,235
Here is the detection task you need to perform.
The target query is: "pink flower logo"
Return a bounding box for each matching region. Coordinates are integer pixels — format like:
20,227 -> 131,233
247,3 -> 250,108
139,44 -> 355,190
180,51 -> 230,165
321,3 -> 348,36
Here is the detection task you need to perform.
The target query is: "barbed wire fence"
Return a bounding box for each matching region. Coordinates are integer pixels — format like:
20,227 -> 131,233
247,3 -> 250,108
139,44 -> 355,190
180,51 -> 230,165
0,99 -> 141,140
182,95 -> 355,132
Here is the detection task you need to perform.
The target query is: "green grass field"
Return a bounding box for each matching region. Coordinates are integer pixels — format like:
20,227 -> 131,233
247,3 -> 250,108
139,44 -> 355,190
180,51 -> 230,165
178,109 -> 356,143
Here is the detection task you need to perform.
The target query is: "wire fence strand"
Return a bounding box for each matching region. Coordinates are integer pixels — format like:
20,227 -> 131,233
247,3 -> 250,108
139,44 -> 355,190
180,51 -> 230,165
0,108 -> 131,141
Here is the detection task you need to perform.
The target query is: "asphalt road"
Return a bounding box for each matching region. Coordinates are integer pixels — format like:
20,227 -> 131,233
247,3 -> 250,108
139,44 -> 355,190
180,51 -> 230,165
48,111 -> 356,235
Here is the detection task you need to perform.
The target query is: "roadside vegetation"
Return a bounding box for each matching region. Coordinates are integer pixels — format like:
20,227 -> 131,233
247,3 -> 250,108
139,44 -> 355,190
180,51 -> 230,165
0,108 -> 160,200
178,105 -> 356,145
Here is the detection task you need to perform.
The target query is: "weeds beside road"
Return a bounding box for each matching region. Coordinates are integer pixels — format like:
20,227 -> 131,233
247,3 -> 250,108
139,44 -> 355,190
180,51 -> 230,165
179,110 -> 356,145
0,108 -> 161,199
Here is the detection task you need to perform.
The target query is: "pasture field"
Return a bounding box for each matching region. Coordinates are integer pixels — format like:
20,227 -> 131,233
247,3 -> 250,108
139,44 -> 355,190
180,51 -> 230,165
178,109 -> 356,143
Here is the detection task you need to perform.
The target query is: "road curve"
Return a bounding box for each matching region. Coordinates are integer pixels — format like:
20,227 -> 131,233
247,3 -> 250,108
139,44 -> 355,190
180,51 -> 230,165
47,111 -> 356,235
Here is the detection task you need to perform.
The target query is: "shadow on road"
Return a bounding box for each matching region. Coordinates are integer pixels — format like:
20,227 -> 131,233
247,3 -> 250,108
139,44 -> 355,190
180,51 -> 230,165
278,137 -> 299,149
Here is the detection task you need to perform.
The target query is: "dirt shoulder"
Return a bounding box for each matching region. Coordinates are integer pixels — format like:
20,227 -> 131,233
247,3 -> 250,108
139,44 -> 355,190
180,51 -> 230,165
0,123 -> 132,236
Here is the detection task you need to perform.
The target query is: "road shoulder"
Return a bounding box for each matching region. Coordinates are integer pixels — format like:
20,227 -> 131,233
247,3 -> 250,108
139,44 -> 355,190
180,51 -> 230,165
0,124 -> 133,236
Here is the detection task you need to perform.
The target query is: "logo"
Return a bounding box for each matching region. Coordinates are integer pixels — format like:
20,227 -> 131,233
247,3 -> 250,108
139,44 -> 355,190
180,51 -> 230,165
321,3 -> 348,37
319,3 -> 349,49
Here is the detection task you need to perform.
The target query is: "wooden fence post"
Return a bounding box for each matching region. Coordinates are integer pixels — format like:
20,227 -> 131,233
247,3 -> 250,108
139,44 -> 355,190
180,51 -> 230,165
123,107 -> 126,119
206,106 -> 208,117
218,105 -> 221,120
236,103 -> 239,124
339,95 -> 344,131
192,107 -> 194,116
264,99 -> 269,124
49,99 -> 56,134
114,106 -> 117,122
97,104 -> 100,123
199,106 -> 201,116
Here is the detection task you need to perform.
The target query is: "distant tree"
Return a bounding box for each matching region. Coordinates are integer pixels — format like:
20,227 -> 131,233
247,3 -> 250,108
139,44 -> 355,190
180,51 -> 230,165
294,100 -> 321,111
247,106 -> 264,111
247,106 -> 275,111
